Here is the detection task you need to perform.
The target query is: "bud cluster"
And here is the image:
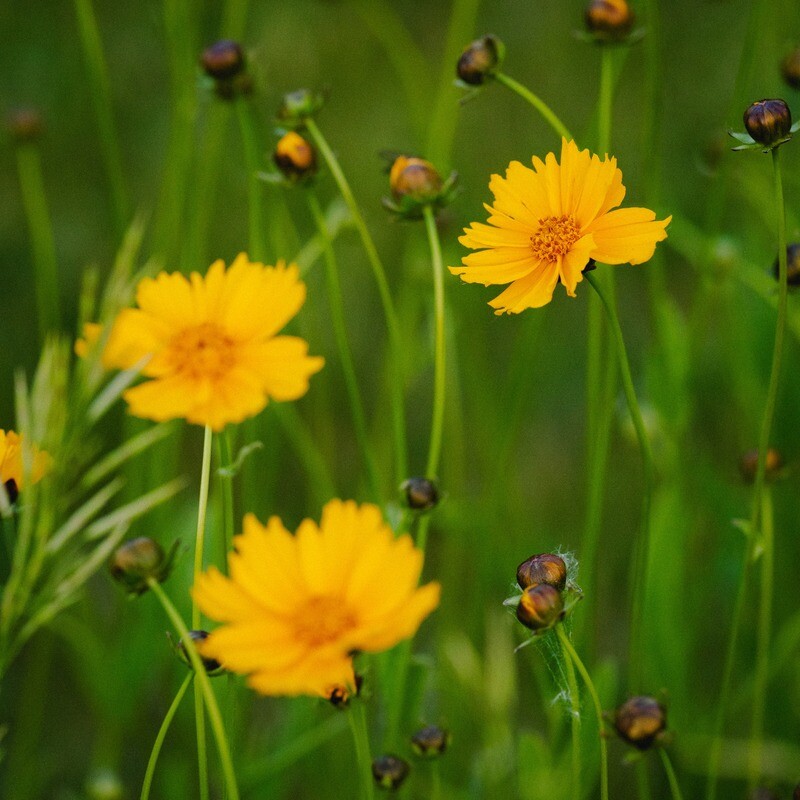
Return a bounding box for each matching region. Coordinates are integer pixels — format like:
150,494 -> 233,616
513,553 -> 573,633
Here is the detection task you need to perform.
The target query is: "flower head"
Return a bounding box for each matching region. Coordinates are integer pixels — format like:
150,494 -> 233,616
103,254 -> 324,431
0,429 -> 50,498
193,499 -> 441,697
450,139 -> 671,313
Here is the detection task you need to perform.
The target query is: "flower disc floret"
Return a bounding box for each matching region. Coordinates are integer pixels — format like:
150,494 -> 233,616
103,254 -> 324,430
450,139 -> 672,313
192,499 -> 441,697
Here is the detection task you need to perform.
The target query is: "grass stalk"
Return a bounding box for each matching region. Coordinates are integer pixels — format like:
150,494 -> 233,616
557,627 -> 582,800
348,701 -> 375,800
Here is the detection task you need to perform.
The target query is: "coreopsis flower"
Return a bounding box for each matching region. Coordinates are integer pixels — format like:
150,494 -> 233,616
103,254 -> 324,431
450,139 -> 672,313
193,499 -> 441,697
0,429 -> 50,500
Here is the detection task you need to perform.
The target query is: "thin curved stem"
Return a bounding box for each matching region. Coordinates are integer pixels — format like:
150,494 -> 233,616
494,72 -> 573,142
305,117 -> 408,485
659,749 -> 685,800
348,702 -> 375,800
308,190 -> 381,501
556,625 -> 608,800
557,627 -> 582,800
141,673 -> 193,800
147,579 -> 240,800
192,425 -> 214,629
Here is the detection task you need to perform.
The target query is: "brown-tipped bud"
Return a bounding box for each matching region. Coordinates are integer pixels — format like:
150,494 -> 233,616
781,48 -> 800,90
457,35 -> 501,85
176,630 -> 224,676
411,725 -> 450,758
400,477 -> 439,512
739,448 -> 784,484
516,553 -> 567,591
613,696 -> 667,750
109,537 -> 176,595
774,243 -> 800,287
389,156 -> 443,203
273,131 -> 317,181
201,40 -> 245,80
516,584 -> 564,631
585,0 -> 635,43
3,479 -> 19,505
372,755 -> 410,791
743,99 -> 792,147
6,108 -> 44,143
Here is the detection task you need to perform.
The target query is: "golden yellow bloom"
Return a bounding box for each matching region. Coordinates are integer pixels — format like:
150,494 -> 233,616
102,254 -> 324,431
0,430 -> 50,492
193,499 -> 441,697
74,322 -> 102,359
450,139 -> 672,314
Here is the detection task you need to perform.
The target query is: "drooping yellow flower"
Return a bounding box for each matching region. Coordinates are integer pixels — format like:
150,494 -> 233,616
193,499 -> 441,697
102,254 -> 324,431
0,430 -> 50,493
450,139 -> 672,313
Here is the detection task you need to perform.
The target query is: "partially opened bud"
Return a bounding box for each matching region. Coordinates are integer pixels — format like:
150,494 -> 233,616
411,725 -> 450,758
457,35 -> 501,85
585,0 -> 635,43
273,131 -> 317,181
372,755 -> 410,791
516,584 -> 563,631
390,157 -> 443,202
400,477 -> 439,512
781,48 -> 800,90
743,99 -> 792,147
774,243 -> 800,287
516,553 -> 567,591
613,695 -> 667,750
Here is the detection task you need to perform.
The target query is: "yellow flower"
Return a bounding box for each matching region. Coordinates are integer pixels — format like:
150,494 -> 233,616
450,139 -> 672,313
102,254 -> 324,431
193,499 -> 441,697
74,322 -> 103,359
0,430 -> 50,492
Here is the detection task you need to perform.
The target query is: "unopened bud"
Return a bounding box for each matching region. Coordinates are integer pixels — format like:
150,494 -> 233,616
273,131 -> 317,181
774,243 -> 800,287
585,0 -> 635,43
743,99 -> 792,147
6,107 -> 43,143
278,89 -> 325,128
389,156 -> 443,203
372,754 -> 410,791
400,477 -> 439,512
781,48 -> 800,90
456,35 -> 501,85
516,584 -> 563,631
109,537 -> 176,595
739,448 -> 784,484
411,725 -> 450,758
516,553 -> 567,591
176,630 -> 224,675
201,40 -> 245,80
613,696 -> 666,750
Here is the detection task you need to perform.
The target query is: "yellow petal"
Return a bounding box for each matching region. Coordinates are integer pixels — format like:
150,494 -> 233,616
586,208 -> 671,265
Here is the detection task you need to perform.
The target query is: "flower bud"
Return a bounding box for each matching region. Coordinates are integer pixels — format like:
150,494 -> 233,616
585,0 -> 635,43
781,48 -> 800,90
516,584 -> 564,631
613,695 -> 666,750
371,755 -> 410,791
400,476 -> 439,512
739,448 -> 784,484
6,107 -> 43,143
456,35 -> 501,85
201,40 -> 245,80
273,131 -> 317,181
743,99 -> 792,147
516,553 -> 567,591
410,725 -> 450,758
774,243 -> 800,288
109,537 -> 176,595
278,89 -> 325,128
176,630 -> 224,675
3,479 -> 19,505
389,156 -> 443,203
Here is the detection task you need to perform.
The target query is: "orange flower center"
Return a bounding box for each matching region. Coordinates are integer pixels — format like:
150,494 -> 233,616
167,323 -> 237,381
293,596 -> 358,647
530,215 -> 581,262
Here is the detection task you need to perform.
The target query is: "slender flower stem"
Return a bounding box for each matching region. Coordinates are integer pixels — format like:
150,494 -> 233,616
494,72 -> 573,142
217,430 -> 236,567
659,749 -> 685,800
556,625 -> 609,800
73,0 -> 130,236
706,146 -> 788,800
348,702 -> 375,800
194,675 -> 209,800
308,190 -> 381,501
305,117 -> 408,485
557,627 -> 582,800
141,673 -> 193,800
586,271 -> 654,691
147,579 -> 240,800
15,145 -> 60,342
597,47 -> 614,155
192,425 -> 214,629
235,99 -> 267,262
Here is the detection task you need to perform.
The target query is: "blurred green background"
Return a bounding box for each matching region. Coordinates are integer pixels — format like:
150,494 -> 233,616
2,0 -> 800,798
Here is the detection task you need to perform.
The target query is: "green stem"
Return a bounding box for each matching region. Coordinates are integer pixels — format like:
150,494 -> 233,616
705,145 -> 789,800
348,702 -> 375,800
73,0 -> 130,236
192,425 -> 214,629
305,117 -> 408,484
141,673 -> 193,800
217,430 -> 236,568
597,47 -> 614,154
557,627 -> 582,800
636,760 -> 652,800
431,761 -> 442,800
235,99 -> 267,262
422,205 -> 447,483
556,625 -> 608,800
147,579 -> 240,800
308,190 -> 381,501
659,749 -> 685,800
586,271 -> 654,692
494,72 -> 573,142
15,146 -> 60,341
